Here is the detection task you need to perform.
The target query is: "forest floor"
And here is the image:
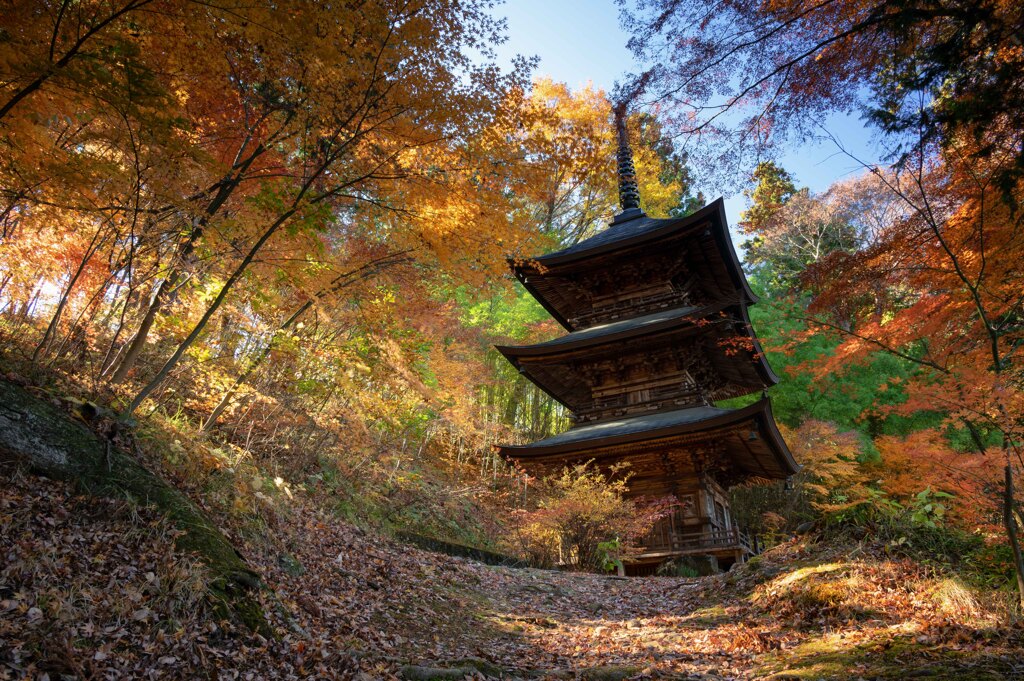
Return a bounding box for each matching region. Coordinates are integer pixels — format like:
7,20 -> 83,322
4,465 -> 1024,680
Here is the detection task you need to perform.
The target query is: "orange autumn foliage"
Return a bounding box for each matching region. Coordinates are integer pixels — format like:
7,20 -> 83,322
802,150 -> 1024,448
780,420 -> 873,512
872,431 -> 1005,532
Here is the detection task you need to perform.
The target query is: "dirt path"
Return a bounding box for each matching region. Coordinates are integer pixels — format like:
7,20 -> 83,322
4,469 -> 1023,679
260,502 -> 1023,679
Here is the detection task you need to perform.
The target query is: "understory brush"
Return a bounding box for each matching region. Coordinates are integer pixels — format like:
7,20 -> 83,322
504,462 -> 675,571
825,489 -> 1010,577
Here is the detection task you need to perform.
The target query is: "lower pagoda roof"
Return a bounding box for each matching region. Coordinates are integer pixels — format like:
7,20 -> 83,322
498,399 -> 798,490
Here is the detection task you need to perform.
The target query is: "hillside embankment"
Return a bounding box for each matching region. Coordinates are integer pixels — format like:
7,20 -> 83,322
2,381 -> 1023,679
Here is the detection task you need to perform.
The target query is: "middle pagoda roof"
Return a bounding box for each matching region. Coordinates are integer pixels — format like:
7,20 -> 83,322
495,300 -> 778,416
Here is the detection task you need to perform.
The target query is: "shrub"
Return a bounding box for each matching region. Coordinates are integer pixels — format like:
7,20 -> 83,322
507,462 -> 675,571
823,486 -> 1013,586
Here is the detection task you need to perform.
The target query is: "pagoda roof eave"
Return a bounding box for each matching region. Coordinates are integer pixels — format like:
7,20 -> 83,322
518,198 -> 759,305
511,266 -> 574,331
495,301 -> 779,404
497,398 -> 799,480
498,353 -> 575,413
494,301 -> 724,358
735,301 -> 780,387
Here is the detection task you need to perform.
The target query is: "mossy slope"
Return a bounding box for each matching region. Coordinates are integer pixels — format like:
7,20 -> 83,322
0,380 -> 270,635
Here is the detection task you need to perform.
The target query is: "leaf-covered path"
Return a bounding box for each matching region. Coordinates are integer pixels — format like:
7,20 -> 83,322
3,468 -> 1023,680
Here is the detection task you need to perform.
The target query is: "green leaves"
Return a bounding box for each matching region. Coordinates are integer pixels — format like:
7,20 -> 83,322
908,487 -> 954,529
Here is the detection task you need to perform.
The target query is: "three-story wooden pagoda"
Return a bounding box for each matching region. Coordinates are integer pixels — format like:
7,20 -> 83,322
496,114 -> 798,573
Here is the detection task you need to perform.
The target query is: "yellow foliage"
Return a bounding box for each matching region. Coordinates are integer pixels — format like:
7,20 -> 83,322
518,78 -> 694,245
508,461 -> 674,570
780,421 -> 872,511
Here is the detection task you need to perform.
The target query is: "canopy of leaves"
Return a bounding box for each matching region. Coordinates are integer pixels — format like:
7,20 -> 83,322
621,0 -> 1024,194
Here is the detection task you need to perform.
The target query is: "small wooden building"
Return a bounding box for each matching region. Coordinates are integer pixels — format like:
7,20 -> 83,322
496,125 -> 798,573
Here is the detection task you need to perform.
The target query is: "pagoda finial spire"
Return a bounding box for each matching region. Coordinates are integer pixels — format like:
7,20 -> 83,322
613,102 -> 643,221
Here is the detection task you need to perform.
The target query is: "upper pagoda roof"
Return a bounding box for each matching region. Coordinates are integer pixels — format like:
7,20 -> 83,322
497,398 -> 798,488
514,199 -> 757,330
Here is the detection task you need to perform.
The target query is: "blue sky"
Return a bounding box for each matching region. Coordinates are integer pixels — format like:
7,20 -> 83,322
491,0 -> 883,230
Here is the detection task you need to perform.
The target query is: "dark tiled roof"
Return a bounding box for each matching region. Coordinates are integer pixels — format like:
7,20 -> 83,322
498,399 -> 800,482
537,213 -> 669,261
497,304 -> 701,353
516,199 -> 759,324
496,300 -> 777,410
505,404 -> 731,451
533,199 -> 722,265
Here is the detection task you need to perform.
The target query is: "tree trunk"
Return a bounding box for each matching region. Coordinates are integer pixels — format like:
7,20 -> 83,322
126,207 -> 298,415
202,301 -> 312,431
201,251 -> 410,430
33,222 -> 108,361
1004,463 -> 1024,612
107,219 -> 206,384
108,208 -> 219,383
109,146 -> 265,383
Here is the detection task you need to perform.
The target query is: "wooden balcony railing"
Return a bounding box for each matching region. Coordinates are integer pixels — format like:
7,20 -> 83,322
640,524 -> 755,556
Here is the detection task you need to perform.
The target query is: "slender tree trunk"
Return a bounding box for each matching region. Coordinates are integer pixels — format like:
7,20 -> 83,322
200,251 -> 409,430
123,113 -> 376,410
100,284 -> 138,375
18,284 -> 42,320
54,285 -> 107,361
1004,463 -> 1024,611
100,215 -> 145,373
33,222 -> 107,360
107,271 -> 177,382
126,206 -> 299,415
202,300 -> 312,430
109,147 -> 265,383
530,383 -> 542,439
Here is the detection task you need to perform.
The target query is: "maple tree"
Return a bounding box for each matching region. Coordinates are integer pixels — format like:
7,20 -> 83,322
0,2 -> 577,572
508,462 -> 675,570
736,150 -> 1024,600
621,0 -> 1024,190
0,0 -> 540,415
516,77 -> 700,245
2,1 -> 720,601
817,156 -> 1023,592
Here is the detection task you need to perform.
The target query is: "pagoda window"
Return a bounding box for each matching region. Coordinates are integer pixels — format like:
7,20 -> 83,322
627,388 -> 652,405
714,501 -> 727,527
